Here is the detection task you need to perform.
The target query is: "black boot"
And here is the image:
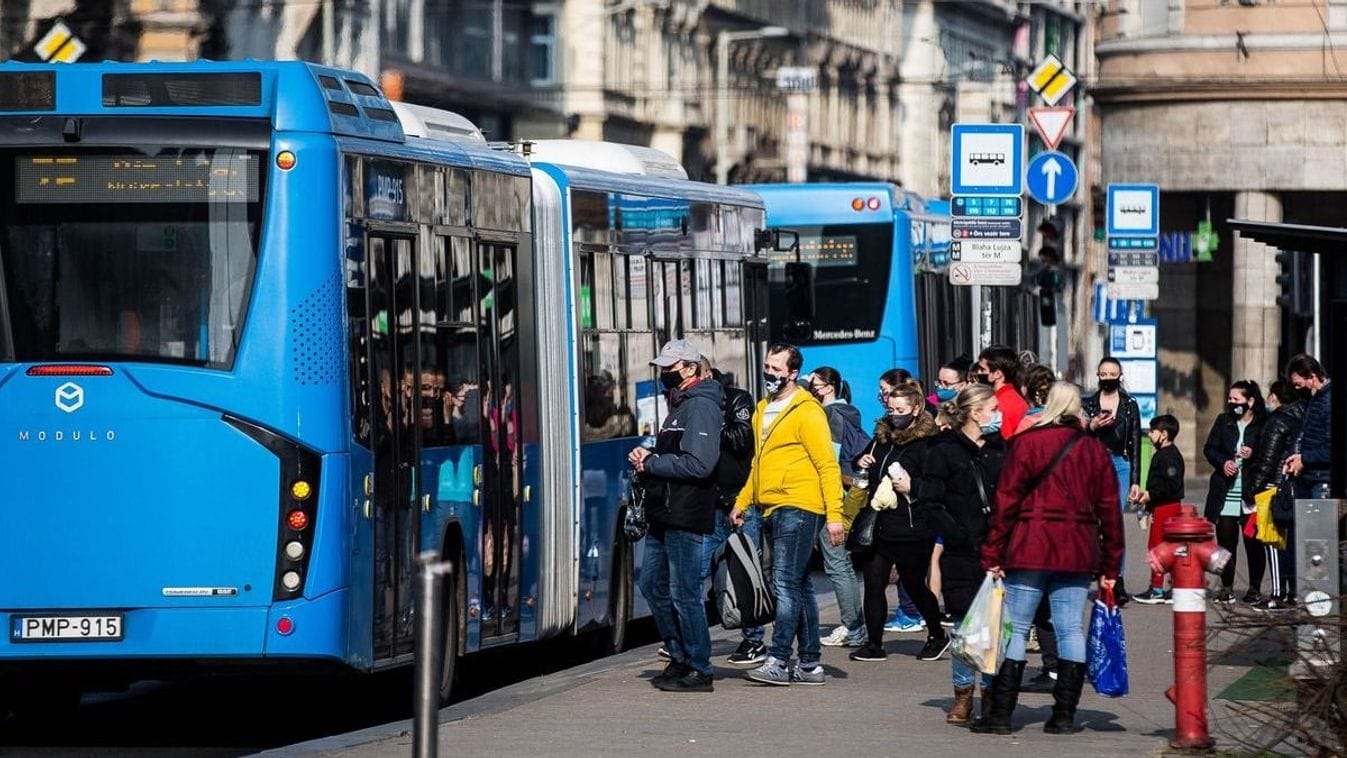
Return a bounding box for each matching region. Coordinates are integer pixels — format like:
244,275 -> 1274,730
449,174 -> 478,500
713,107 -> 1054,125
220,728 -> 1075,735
1043,660 -> 1088,734
970,658 -> 1026,735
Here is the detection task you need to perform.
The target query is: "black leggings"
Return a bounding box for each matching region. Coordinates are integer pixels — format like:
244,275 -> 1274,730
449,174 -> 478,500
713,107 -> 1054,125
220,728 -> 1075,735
1215,515 -> 1266,591
862,539 -> 943,644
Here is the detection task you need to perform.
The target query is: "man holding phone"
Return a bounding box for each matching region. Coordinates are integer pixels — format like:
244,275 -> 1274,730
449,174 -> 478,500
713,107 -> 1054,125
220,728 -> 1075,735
1082,357 -> 1142,604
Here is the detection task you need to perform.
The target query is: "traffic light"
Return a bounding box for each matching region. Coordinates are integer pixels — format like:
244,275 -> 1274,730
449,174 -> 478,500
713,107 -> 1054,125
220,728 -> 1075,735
1274,249 -> 1312,317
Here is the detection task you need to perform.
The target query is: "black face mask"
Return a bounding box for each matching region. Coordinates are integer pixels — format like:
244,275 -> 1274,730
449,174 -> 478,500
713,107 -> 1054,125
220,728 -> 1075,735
1227,402 -> 1248,417
975,373 -> 993,386
887,412 -> 915,431
764,372 -> 788,396
660,370 -> 683,391
1098,378 -> 1121,393
1295,386 -> 1314,401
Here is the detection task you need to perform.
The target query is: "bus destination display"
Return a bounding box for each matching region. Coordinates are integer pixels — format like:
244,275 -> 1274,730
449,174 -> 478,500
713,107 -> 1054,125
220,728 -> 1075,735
767,234 -> 859,268
16,154 -> 259,204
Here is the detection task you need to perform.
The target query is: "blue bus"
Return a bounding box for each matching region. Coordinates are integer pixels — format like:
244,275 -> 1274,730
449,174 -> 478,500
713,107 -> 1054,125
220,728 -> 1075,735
0,61 -> 767,708
746,183 -> 964,425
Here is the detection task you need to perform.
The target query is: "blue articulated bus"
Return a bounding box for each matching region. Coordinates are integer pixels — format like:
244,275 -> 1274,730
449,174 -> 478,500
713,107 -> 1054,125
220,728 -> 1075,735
0,60 -> 767,706
746,183 -> 957,426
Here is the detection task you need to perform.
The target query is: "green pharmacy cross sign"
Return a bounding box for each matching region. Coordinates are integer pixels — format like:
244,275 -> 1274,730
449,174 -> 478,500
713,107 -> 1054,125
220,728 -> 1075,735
1193,220 -> 1217,263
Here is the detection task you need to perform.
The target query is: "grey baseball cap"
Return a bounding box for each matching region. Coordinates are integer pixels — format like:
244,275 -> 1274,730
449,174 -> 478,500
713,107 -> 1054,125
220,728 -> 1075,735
650,339 -> 702,367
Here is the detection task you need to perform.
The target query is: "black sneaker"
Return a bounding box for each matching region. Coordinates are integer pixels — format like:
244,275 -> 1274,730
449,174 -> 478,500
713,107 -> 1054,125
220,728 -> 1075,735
650,661 -> 690,687
726,640 -> 768,666
1213,588 -> 1235,604
656,646 -> 671,660
849,644 -> 888,662
918,633 -> 951,661
654,670 -> 714,693
1240,590 -> 1263,606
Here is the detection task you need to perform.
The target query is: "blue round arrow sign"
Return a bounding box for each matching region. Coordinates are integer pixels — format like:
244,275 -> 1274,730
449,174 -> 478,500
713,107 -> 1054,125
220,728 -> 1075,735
1025,150 -> 1078,205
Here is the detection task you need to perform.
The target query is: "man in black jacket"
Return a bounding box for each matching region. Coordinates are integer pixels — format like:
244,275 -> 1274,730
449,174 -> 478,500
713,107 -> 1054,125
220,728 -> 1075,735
630,339 -> 723,692
697,359 -> 768,665
1285,354 -> 1332,499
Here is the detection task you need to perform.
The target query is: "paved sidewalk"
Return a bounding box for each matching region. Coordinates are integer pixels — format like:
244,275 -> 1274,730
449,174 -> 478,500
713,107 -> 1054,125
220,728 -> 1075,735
262,526 -> 1273,758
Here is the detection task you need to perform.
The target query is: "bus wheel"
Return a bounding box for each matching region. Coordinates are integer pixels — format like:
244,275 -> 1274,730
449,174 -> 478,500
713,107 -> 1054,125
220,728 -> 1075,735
606,539 -> 633,655
438,557 -> 463,705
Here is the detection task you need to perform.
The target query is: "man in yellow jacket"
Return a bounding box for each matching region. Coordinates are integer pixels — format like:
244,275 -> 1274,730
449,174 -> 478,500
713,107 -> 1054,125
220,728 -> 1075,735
731,343 -> 845,686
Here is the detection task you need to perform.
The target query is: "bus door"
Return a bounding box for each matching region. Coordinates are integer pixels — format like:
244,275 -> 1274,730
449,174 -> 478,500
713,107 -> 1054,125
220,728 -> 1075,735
476,240 -> 522,640
366,231 -> 423,659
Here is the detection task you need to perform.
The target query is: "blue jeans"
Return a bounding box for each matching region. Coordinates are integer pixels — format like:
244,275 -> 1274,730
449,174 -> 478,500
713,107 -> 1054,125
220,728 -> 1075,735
952,654 -> 994,688
1111,453 -> 1131,571
818,525 -> 863,632
700,507 -> 765,644
766,507 -> 824,665
638,526 -> 712,675
1002,570 -> 1091,663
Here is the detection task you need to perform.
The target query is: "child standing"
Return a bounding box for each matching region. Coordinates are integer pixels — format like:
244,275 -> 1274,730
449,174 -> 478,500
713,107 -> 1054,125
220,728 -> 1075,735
1134,414 -> 1185,604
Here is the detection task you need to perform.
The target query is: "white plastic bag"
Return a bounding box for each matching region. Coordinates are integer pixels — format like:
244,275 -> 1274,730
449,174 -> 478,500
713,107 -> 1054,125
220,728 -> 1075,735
951,573 -> 1009,675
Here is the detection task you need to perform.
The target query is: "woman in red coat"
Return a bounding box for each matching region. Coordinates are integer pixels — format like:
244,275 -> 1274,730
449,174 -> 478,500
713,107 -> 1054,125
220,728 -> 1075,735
973,381 -> 1124,736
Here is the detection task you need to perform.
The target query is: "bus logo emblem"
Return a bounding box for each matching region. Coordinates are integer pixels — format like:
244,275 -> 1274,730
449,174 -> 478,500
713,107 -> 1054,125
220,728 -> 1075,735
54,382 -> 84,413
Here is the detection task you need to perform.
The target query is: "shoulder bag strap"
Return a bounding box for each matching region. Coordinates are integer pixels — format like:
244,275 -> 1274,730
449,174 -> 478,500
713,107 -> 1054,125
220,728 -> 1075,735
968,454 -> 990,514
1022,430 -> 1084,496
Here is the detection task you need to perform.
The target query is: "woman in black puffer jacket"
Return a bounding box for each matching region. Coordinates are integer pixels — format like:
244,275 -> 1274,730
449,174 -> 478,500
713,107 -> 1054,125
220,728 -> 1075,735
922,384 -> 1005,724
848,383 -> 946,663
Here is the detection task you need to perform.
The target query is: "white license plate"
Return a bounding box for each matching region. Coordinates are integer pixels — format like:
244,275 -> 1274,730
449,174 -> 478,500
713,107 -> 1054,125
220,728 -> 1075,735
11,613 -> 124,642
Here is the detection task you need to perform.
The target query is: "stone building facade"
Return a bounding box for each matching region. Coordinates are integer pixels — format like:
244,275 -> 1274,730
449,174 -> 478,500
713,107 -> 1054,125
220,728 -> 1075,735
1094,0 -> 1347,472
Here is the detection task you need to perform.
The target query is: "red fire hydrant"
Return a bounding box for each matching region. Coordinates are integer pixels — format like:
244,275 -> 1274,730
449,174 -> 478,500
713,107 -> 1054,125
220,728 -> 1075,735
1146,504 -> 1232,752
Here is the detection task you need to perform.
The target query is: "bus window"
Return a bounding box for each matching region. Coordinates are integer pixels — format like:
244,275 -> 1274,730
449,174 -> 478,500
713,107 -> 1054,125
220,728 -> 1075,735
766,223 -> 893,345
2,148 -> 263,367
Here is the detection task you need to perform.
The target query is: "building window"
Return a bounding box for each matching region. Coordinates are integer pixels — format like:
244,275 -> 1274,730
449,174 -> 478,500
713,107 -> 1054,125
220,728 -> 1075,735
530,6 -> 558,86
1044,15 -> 1061,58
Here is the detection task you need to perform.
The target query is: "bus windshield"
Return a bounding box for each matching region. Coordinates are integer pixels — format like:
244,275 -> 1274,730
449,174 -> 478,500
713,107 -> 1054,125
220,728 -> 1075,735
0,147 -> 264,368
767,222 -> 894,345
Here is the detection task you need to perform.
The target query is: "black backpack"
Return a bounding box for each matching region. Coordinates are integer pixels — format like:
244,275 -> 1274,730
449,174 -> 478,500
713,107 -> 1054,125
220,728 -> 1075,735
710,530 -> 775,629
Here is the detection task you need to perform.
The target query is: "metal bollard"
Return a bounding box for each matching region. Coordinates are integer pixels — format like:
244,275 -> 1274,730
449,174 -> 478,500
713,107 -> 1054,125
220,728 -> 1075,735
414,550 -> 454,758
1146,504 -> 1231,753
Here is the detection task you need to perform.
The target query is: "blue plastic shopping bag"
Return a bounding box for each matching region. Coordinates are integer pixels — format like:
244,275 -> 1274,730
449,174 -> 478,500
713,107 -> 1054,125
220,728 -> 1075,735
1087,586 -> 1129,697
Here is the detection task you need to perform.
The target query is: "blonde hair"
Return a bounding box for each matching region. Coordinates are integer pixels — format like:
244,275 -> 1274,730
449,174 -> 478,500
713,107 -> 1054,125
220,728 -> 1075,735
1034,381 -> 1083,427
885,383 -> 925,414
941,384 -> 996,428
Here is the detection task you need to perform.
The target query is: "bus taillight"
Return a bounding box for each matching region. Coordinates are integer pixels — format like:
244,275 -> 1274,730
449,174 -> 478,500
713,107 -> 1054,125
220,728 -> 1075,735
222,415 -> 321,601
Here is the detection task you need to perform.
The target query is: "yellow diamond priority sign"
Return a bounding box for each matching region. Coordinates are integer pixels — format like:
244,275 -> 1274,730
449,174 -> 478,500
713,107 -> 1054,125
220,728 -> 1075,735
1025,54 -> 1077,107
34,20 -> 86,63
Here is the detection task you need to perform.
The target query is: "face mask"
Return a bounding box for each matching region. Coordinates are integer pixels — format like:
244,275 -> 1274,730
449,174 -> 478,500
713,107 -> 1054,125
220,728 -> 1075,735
935,387 -> 958,402
764,372 -> 787,396
980,410 -> 1003,435
975,373 -> 993,385
660,370 -> 683,391
1295,386 -> 1314,401
1227,401 -> 1248,417
886,412 -> 915,430
1098,378 -> 1121,393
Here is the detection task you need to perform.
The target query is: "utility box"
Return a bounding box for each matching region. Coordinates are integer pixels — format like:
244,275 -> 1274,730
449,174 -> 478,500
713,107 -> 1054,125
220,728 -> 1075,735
1291,499 -> 1343,680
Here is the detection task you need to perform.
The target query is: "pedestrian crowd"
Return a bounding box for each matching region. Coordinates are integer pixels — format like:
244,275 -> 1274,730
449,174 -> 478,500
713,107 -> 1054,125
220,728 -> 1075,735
628,336 -> 1332,736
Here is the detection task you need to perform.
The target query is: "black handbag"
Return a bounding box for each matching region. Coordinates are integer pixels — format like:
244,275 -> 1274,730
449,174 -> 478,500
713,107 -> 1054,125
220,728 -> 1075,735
846,507 -> 877,552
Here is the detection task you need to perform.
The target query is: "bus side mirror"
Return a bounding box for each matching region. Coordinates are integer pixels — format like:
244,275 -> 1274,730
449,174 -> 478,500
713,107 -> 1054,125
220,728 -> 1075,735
783,261 -> 814,342
754,228 -> 798,252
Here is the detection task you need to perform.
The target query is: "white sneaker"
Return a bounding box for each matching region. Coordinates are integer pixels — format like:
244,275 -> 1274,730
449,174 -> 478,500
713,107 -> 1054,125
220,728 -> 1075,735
820,625 -> 851,647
